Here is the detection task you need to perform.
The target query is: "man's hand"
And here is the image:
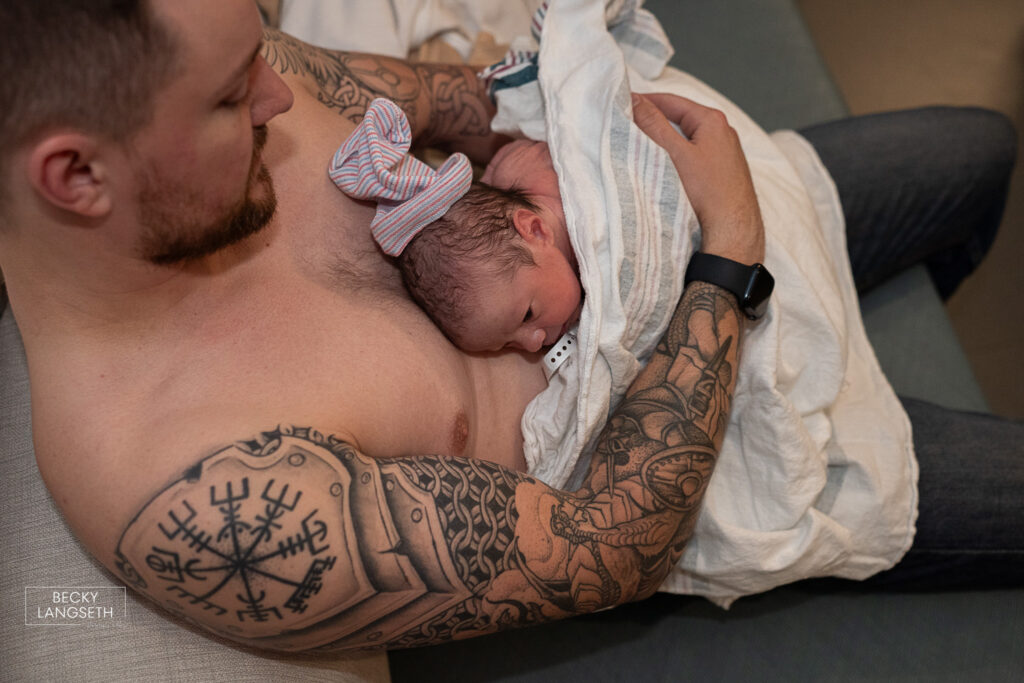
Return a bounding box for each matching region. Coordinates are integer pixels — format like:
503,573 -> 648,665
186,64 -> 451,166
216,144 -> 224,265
632,93 -> 765,265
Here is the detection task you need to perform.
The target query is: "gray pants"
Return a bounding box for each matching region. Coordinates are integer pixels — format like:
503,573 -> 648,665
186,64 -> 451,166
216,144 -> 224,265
800,106 -> 1023,588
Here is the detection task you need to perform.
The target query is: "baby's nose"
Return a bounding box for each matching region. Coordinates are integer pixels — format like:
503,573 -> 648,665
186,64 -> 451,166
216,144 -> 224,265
516,328 -> 547,353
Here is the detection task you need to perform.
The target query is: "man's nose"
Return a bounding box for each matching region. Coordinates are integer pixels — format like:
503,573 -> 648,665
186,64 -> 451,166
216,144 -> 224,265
250,57 -> 295,127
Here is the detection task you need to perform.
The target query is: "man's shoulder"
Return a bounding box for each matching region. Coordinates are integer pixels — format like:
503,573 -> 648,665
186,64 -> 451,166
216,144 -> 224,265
110,426 -> 361,650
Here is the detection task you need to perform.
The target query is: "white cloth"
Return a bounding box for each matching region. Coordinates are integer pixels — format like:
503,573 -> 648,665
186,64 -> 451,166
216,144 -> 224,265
280,0 -> 543,59
284,0 -> 917,608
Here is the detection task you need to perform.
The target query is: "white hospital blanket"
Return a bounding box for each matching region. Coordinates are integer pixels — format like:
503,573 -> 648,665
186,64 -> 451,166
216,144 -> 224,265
284,0 -> 918,607
489,0 -> 917,607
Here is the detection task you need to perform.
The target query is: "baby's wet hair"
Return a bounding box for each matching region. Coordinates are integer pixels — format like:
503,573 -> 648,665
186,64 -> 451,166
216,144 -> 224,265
399,182 -> 538,345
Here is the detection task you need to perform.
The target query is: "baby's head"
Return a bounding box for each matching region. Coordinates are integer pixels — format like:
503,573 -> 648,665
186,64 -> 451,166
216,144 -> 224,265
330,100 -> 580,352
400,182 -> 581,353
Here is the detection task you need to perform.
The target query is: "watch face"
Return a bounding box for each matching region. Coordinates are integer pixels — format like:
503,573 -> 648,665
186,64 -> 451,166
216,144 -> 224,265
742,265 -> 775,320
745,298 -> 770,320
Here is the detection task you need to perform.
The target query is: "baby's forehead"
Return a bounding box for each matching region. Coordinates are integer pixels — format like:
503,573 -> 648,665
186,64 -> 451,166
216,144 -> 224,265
490,140 -> 554,175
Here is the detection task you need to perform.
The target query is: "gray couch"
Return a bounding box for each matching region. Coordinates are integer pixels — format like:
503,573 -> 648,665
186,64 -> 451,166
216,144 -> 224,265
2,1 -> 1018,681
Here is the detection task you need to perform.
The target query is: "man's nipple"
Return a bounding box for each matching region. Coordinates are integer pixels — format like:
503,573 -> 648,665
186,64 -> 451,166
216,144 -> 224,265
450,410 -> 470,457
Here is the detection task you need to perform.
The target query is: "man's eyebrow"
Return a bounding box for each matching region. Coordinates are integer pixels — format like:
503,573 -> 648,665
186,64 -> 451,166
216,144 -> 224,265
220,38 -> 263,91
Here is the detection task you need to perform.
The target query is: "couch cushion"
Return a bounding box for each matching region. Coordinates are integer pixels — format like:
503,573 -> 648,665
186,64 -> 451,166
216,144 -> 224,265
644,0 -> 849,130
860,266 -> 987,411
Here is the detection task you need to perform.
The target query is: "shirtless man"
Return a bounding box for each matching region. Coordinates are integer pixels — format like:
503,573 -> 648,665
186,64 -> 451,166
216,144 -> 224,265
0,0 -> 762,651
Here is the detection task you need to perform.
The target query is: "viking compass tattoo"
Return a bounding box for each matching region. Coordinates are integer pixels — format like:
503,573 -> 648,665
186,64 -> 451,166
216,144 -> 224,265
116,427 -> 484,650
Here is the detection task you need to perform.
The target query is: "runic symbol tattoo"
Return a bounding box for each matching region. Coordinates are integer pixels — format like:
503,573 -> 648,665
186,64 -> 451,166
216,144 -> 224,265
272,510 -> 330,557
251,479 -> 302,546
166,585 -> 228,616
158,500 -> 215,553
285,557 -> 337,614
127,471 -> 337,630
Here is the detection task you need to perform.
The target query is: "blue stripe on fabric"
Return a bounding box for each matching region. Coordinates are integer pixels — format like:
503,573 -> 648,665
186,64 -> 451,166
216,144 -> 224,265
490,63 -> 540,94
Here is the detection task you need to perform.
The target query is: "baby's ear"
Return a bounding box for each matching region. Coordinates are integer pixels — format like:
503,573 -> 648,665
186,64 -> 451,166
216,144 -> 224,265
512,208 -> 553,244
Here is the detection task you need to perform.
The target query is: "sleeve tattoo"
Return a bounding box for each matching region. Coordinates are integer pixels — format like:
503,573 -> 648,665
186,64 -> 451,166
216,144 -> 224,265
114,283 -> 742,651
260,28 -> 491,146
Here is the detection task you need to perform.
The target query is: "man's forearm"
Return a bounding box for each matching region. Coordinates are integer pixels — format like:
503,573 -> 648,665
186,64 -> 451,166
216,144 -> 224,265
551,280 -> 743,605
260,28 -> 504,162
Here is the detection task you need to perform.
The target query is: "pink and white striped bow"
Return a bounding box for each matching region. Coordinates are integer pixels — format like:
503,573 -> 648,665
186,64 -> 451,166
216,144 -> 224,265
328,98 -> 473,256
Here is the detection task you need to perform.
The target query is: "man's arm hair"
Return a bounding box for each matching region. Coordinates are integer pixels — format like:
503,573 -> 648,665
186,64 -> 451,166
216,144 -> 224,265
260,27 -> 501,162
114,282 -> 742,652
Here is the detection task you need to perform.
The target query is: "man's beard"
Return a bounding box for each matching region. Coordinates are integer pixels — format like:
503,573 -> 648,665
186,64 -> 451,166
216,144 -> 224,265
139,126 -> 278,266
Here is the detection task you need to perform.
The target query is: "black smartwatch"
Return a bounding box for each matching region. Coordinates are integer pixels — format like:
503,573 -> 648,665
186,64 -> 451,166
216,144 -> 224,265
684,252 -> 774,320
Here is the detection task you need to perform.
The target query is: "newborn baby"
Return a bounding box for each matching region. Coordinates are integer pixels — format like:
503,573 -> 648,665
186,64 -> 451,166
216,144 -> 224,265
331,98 -> 582,353
405,139 -> 583,352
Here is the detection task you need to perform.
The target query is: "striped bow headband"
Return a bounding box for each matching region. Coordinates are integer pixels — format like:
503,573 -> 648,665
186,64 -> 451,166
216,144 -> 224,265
328,98 -> 473,257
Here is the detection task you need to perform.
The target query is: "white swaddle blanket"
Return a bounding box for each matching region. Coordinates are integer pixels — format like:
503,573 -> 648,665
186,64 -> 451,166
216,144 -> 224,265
487,0 -> 917,606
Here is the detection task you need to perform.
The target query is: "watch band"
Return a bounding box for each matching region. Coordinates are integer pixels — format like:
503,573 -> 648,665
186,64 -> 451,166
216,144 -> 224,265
684,252 -> 774,320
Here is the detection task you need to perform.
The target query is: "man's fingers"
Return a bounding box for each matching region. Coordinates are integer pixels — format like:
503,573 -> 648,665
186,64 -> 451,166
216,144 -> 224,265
641,92 -> 728,140
632,93 -> 691,158
640,92 -> 697,121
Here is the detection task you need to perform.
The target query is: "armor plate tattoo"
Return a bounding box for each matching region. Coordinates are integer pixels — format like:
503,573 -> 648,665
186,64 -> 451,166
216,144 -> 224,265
116,427 -> 471,650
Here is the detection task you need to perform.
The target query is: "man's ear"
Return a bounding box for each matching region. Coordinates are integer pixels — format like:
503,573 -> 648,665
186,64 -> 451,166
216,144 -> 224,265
27,133 -> 114,218
511,207 -> 554,244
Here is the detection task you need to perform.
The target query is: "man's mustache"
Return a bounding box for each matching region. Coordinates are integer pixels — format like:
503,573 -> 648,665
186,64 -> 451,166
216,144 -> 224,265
253,124 -> 268,154
249,125 -> 269,178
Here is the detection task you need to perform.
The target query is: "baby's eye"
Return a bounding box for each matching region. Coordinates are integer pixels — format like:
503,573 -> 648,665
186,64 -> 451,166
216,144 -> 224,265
523,308 -> 534,323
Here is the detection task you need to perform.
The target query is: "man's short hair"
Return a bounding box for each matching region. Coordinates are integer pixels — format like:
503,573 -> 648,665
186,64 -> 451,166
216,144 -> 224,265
0,0 -> 179,211
399,182 -> 538,344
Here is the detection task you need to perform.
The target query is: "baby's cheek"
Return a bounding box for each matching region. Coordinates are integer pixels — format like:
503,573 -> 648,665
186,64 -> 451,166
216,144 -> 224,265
563,277 -> 583,315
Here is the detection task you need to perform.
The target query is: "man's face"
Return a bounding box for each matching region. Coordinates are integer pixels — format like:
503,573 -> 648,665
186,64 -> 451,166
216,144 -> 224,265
131,0 -> 293,265
457,245 -> 583,354
137,124 -> 276,264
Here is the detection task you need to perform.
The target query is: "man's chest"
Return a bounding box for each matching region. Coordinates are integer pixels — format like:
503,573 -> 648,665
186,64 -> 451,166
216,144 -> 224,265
32,287 -> 485,552
166,283 -> 482,460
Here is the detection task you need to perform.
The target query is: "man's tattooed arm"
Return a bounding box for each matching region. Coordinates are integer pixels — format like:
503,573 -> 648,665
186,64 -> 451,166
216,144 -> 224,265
260,28 -> 505,163
114,282 -> 743,652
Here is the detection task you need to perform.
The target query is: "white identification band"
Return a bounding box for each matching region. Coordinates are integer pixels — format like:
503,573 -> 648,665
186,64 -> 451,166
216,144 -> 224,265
542,329 -> 577,381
